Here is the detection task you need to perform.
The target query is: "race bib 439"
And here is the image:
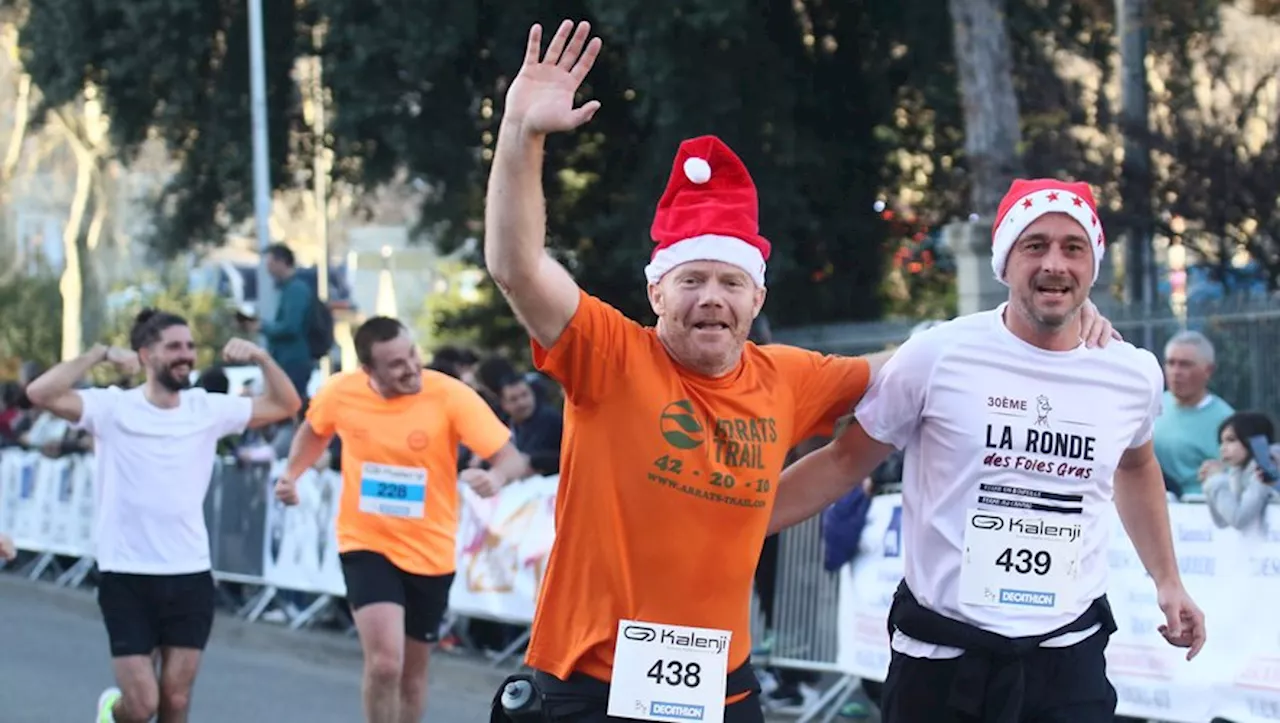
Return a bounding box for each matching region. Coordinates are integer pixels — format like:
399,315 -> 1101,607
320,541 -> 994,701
958,507 -> 1083,611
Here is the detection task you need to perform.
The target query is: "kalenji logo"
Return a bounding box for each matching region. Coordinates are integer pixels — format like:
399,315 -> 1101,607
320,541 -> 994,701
999,589 -> 1056,607
972,514 -> 1004,531
650,702 -> 705,720
623,625 -> 657,642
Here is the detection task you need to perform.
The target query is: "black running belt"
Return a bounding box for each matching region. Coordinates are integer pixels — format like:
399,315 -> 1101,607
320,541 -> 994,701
887,580 -> 1117,723
509,662 -> 761,720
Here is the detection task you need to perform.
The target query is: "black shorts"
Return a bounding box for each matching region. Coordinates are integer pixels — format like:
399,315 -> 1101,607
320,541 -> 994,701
880,630 -> 1117,723
339,550 -> 454,643
96,570 -> 216,658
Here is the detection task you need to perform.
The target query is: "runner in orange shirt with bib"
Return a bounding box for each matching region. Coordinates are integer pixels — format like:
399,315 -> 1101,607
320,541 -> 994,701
276,316 -> 528,723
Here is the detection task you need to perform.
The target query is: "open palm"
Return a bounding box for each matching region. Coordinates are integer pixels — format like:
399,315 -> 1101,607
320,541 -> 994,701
505,20 -> 602,135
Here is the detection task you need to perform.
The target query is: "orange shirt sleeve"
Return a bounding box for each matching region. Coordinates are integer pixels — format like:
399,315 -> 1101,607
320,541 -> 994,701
306,374 -> 341,437
530,289 -> 643,406
768,346 -> 871,445
446,378 -> 512,460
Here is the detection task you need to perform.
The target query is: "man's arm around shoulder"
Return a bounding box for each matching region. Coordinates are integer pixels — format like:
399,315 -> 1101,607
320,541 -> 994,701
484,121 -> 581,350
768,422 -> 895,535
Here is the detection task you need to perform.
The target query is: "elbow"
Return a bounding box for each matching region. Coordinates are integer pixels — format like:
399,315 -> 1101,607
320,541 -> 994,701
484,244 -> 539,291
283,389 -> 303,416
24,382 -> 53,409
485,254 -> 526,294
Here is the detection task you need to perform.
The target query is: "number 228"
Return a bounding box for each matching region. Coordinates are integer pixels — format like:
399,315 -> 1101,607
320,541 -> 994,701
646,660 -> 701,687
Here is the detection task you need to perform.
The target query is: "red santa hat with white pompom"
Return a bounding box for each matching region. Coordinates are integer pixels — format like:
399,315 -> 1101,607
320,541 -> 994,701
991,178 -> 1107,285
644,136 -> 770,287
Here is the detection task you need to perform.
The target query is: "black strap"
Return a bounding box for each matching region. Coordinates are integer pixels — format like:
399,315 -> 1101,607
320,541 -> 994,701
888,580 -> 1116,723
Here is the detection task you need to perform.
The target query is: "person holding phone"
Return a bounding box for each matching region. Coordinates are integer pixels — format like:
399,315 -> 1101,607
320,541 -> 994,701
1203,411 -> 1280,533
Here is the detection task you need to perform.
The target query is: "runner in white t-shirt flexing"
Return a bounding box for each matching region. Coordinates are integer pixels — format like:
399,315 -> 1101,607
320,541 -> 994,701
769,179 -> 1206,723
25,308 -> 302,723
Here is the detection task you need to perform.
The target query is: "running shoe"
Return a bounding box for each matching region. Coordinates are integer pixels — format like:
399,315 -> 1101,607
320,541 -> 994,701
96,687 -> 121,723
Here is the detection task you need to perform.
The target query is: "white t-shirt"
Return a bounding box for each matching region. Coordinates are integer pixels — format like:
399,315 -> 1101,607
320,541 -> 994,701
855,303 -> 1163,659
75,386 -> 253,575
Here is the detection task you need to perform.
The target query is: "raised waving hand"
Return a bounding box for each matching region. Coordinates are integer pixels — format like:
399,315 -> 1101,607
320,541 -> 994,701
504,20 -> 602,136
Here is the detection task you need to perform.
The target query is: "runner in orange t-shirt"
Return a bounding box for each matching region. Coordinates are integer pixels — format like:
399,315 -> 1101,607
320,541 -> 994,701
480,22 -> 881,723
483,21 -> 1118,723
275,316 -> 527,723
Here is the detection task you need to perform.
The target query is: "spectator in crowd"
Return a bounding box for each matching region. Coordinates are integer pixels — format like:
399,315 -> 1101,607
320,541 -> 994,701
429,346 -> 481,385
1154,330 -> 1234,497
498,373 -> 563,477
244,243 -> 316,404
196,366 -> 230,395
1,381 -> 24,446
1203,411 -> 1280,534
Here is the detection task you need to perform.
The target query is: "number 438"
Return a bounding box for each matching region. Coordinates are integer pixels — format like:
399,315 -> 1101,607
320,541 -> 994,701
646,660 -> 701,687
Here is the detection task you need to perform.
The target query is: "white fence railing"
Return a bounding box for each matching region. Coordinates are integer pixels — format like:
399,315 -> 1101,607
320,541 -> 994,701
3,449 -> 1278,721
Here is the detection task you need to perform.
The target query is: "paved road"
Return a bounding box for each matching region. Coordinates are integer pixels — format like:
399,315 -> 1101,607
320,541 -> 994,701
0,573 -> 509,723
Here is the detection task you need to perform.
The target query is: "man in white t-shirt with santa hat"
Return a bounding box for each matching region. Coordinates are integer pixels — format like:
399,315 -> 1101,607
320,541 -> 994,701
770,178 -> 1207,723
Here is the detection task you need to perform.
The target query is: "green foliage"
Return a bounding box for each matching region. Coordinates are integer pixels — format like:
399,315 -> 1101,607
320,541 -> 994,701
18,0 -> 1279,350
0,263 -> 63,375
412,259 -> 495,354
98,271 -> 239,379
18,0 -> 307,253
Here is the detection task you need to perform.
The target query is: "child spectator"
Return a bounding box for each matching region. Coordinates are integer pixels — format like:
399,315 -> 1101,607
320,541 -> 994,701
1203,411 -> 1280,534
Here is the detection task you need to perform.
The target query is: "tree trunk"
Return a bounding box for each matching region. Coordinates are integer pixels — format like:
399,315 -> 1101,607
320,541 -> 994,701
948,0 -> 1024,216
59,145 -> 92,361
3,72 -> 30,179
0,70 -> 31,284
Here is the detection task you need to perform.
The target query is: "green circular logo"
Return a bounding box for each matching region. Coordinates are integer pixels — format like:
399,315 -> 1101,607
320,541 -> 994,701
660,400 -> 704,450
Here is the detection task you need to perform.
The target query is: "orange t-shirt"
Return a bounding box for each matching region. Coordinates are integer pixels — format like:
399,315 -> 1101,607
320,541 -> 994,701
525,291 -> 871,683
307,369 -> 512,575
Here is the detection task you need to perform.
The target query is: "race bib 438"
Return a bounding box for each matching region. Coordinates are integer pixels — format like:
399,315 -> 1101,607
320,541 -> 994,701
608,620 -> 731,722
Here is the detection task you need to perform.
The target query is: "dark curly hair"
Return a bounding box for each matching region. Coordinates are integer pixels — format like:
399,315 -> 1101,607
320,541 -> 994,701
129,308 -> 189,351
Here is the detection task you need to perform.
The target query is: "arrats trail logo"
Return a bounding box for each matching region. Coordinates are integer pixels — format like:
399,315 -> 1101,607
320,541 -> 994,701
660,400 -> 704,450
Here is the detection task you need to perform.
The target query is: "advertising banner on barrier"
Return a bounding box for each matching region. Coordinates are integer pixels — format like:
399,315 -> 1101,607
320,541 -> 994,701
0,450 -> 94,558
261,463 -> 346,597
252,465 -> 560,622
448,475 -> 558,624
837,493 -> 1280,723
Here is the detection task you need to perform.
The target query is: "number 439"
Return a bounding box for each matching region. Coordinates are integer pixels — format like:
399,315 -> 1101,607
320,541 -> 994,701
646,660 -> 701,687
996,547 -> 1051,575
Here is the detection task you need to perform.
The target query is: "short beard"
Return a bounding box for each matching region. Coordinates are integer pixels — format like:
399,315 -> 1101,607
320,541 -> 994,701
156,367 -> 191,392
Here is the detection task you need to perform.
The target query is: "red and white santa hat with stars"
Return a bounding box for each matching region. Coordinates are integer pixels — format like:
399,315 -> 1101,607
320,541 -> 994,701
991,178 -> 1106,284
645,135 -> 770,287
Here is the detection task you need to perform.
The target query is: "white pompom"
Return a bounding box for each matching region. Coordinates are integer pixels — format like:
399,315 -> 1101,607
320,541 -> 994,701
683,157 -> 711,184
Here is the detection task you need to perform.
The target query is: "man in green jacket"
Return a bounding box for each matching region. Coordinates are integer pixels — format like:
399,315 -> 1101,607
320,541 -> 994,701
258,243 -> 316,403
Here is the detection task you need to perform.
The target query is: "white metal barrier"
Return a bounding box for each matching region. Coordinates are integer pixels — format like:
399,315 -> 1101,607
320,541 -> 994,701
0,449 -> 557,658
836,492 -> 1280,723
7,448 -> 1276,721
